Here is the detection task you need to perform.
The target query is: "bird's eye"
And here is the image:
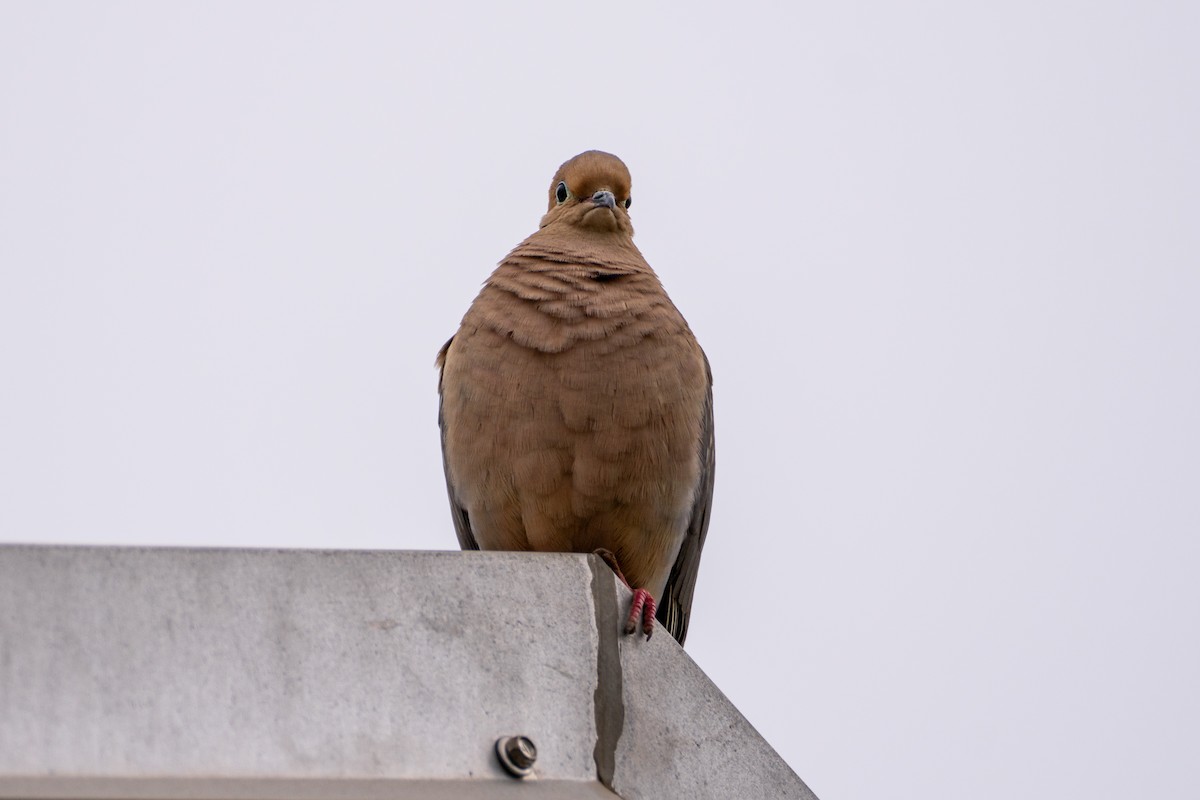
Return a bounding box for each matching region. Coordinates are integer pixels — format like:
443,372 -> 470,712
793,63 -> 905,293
555,182 -> 569,204
624,196 -> 632,209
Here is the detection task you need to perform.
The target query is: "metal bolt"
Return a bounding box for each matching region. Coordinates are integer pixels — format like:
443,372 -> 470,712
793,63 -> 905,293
495,735 -> 537,778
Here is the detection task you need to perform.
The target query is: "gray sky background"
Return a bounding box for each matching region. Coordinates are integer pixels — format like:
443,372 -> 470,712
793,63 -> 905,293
2,3 -> 1197,798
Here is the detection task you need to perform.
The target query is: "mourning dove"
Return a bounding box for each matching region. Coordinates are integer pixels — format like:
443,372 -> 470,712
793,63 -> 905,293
437,151 -> 714,645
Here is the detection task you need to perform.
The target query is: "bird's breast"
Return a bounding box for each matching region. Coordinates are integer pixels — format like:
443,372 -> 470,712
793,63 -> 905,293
440,274 -> 707,573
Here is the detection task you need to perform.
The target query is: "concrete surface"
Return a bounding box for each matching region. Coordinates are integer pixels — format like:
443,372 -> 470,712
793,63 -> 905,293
0,545 -> 816,800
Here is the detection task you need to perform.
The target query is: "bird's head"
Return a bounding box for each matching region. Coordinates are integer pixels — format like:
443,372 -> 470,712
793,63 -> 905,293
539,150 -> 634,236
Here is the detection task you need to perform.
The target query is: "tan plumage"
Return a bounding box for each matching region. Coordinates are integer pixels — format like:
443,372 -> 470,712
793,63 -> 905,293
437,151 -> 714,645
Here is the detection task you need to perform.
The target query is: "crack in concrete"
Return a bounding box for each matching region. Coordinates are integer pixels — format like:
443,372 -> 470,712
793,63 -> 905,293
589,555 -> 625,791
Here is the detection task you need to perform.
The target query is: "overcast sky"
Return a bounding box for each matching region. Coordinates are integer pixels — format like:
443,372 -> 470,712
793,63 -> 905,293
2,3 -> 1197,798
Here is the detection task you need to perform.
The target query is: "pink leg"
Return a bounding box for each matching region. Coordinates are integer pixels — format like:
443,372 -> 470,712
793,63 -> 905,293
623,588 -> 657,640
593,548 -> 657,640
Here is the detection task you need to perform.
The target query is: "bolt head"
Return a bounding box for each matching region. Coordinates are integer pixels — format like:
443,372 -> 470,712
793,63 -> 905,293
496,735 -> 537,778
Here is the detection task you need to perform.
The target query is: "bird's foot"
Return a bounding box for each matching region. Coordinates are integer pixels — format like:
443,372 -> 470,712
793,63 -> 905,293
593,548 -> 656,640
624,588 -> 657,640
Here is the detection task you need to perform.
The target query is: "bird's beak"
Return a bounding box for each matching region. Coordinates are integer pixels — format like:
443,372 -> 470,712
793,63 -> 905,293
591,190 -> 616,209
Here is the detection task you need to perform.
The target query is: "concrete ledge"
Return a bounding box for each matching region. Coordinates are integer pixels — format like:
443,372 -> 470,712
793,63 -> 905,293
0,545 -> 815,800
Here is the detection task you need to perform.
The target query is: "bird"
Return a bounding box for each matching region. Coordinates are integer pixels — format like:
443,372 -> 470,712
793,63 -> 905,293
436,150 -> 714,645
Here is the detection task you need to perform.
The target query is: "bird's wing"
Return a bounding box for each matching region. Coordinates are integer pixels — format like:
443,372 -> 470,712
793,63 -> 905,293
437,336 -> 479,551
656,351 -> 715,645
